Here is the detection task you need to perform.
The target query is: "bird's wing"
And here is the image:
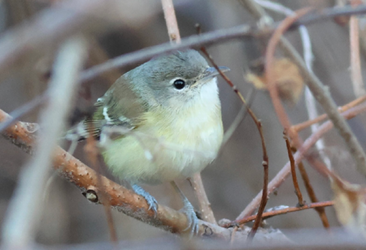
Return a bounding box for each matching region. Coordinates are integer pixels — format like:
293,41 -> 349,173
67,75 -> 146,141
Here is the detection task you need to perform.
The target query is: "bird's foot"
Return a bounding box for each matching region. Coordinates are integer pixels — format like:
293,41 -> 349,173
132,184 -> 158,213
180,197 -> 199,236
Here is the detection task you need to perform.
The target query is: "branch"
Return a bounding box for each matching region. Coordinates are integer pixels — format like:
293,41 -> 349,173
199,47 -> 269,240
189,174 -> 217,225
0,109 -> 230,238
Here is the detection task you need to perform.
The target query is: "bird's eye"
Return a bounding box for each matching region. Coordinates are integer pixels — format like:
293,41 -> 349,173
173,79 -> 186,90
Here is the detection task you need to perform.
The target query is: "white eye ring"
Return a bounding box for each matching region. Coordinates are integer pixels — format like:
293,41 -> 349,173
170,78 -> 186,90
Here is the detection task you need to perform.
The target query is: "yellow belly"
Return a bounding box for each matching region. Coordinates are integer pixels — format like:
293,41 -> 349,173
102,98 -> 223,185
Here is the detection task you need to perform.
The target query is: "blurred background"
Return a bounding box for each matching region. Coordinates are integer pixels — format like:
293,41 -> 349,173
0,0 -> 366,246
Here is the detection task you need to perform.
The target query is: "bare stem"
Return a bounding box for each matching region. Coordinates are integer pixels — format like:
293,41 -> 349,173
297,161 -> 330,228
284,131 -> 304,207
161,0 -> 181,42
350,2 -> 365,97
200,47 -> 269,240
189,174 -> 217,225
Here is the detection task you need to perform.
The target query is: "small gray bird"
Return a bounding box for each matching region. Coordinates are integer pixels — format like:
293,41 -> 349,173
67,49 -> 228,233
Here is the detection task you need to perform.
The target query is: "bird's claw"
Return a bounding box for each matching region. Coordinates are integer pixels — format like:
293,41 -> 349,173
180,198 -> 199,236
132,184 -> 158,213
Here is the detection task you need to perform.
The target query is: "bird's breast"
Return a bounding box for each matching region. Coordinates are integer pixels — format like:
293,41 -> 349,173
103,78 -> 223,184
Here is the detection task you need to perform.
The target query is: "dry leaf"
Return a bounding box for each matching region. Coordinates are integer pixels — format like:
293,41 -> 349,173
245,58 -> 304,104
332,180 -> 366,234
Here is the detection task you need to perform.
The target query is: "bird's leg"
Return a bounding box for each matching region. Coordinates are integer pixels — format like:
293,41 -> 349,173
132,184 -> 158,213
170,181 -> 199,235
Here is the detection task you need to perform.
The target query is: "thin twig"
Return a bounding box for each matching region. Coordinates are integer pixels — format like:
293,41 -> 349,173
297,160 -> 330,228
161,0 -> 181,42
188,174 -> 217,225
199,47 -> 269,240
265,7 -> 312,143
1,37 -> 87,248
284,131 -> 304,207
225,201 -> 334,226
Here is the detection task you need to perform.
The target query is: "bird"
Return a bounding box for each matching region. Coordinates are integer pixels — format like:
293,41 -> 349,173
66,49 -> 228,234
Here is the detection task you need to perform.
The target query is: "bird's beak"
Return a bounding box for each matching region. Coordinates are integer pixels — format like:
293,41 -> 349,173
201,66 -> 230,82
